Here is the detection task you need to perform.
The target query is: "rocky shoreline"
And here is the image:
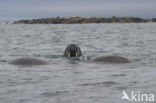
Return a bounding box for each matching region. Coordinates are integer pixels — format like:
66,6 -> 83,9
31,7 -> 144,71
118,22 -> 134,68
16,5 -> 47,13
14,16 -> 156,24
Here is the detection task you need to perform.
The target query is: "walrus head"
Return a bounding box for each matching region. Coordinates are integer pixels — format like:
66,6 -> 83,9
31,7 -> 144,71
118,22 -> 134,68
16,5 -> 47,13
63,44 -> 82,58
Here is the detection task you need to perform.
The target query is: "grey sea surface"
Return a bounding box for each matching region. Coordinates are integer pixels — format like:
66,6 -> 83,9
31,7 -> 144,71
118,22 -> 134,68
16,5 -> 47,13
0,22 -> 156,103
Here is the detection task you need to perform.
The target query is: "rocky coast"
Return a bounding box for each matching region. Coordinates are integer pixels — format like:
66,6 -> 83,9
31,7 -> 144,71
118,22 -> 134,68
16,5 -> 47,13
14,16 -> 156,24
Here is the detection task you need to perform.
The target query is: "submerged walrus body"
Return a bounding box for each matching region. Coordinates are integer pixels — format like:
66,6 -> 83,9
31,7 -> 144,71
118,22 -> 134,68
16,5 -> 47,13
90,55 -> 132,63
8,58 -> 49,65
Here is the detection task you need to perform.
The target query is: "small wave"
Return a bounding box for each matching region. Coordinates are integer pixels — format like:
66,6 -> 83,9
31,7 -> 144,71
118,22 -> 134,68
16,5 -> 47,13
105,31 -> 115,34
111,74 -> 126,77
44,55 -> 62,59
129,81 -> 138,84
116,86 -> 128,90
41,91 -> 69,97
79,81 -> 117,87
32,54 -> 62,59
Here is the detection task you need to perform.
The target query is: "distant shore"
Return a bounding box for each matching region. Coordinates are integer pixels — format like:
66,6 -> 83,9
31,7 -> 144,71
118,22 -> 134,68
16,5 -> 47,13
14,16 -> 156,24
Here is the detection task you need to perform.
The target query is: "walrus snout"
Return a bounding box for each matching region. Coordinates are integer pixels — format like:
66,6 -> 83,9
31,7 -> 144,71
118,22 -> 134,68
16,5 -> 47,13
63,44 -> 82,58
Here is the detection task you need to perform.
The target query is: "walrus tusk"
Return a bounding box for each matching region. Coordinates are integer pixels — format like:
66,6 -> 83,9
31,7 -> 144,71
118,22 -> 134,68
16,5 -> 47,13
68,52 -> 70,57
77,50 -> 79,55
75,52 -> 78,57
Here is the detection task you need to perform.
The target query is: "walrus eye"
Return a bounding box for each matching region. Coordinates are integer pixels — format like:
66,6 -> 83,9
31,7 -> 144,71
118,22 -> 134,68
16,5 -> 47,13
68,52 -> 70,57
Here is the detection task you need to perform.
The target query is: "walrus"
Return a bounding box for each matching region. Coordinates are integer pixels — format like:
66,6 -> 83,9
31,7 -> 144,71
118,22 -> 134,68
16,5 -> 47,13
90,55 -> 132,63
7,57 -> 49,65
63,44 -> 82,58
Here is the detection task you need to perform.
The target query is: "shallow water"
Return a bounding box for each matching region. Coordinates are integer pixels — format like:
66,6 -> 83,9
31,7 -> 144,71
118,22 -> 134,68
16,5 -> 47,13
0,22 -> 156,103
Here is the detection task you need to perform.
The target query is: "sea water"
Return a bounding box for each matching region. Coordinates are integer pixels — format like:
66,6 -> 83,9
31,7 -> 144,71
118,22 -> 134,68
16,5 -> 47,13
0,22 -> 156,103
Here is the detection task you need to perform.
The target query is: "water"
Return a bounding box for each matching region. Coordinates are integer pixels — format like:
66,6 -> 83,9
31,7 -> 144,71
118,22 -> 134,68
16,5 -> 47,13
0,22 -> 156,103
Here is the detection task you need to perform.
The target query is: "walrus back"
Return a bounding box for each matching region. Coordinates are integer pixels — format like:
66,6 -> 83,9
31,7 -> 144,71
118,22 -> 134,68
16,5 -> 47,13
8,58 -> 49,65
90,56 -> 132,63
